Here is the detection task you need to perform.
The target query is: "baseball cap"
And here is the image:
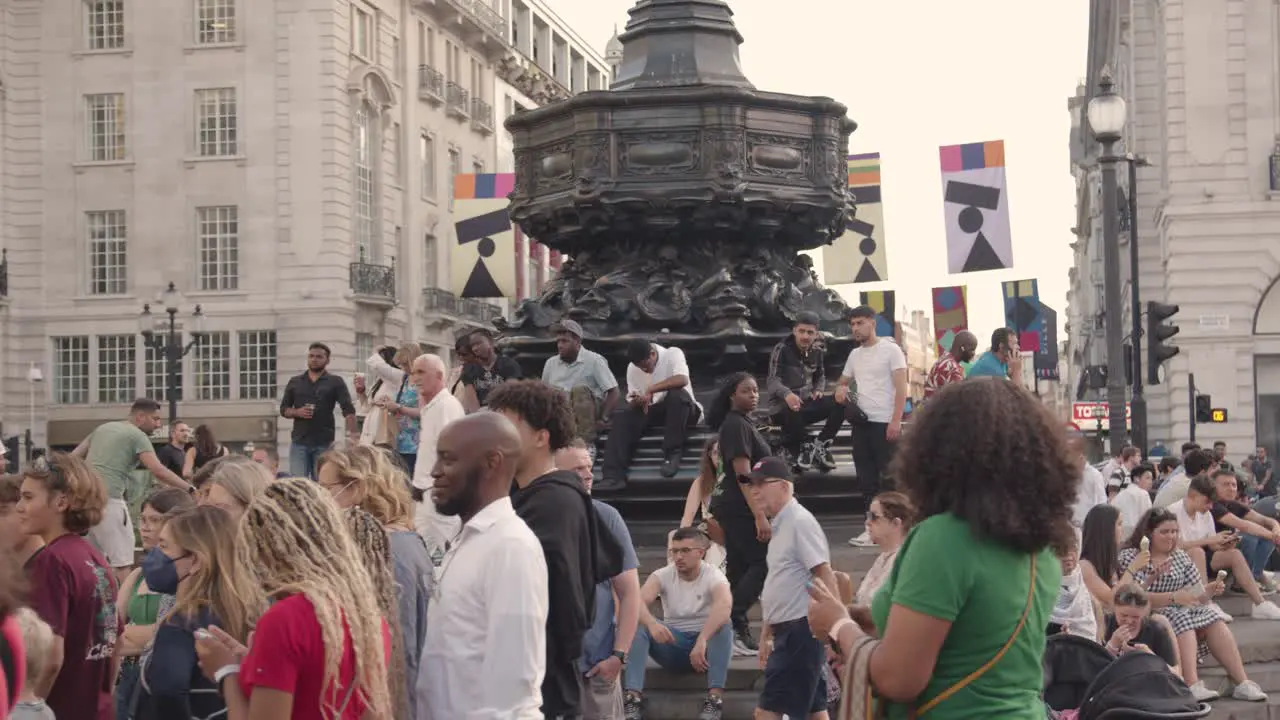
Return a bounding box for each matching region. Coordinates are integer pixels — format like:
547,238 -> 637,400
741,456 -> 794,484
551,318 -> 584,338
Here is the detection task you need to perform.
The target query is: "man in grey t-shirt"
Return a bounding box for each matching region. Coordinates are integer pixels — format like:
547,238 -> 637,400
742,457 -> 837,720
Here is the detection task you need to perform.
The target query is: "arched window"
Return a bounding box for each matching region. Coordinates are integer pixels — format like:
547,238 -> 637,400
353,101 -> 379,261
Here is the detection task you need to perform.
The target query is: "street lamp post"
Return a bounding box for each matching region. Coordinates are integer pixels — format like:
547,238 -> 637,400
139,282 -> 204,428
1125,154 -> 1151,455
26,363 -> 42,465
1088,67 -> 1130,456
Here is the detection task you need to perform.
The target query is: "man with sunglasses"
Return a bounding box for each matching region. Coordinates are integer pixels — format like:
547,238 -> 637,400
622,527 -> 734,720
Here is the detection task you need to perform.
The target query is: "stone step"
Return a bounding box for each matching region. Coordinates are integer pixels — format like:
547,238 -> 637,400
1207,697 -> 1279,720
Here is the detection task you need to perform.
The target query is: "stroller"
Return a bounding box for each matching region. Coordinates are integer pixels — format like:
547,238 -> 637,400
1043,634 -> 1211,719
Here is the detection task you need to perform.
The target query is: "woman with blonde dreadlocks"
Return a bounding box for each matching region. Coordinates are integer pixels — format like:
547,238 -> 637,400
318,445 -> 433,719
344,507 -> 409,720
194,478 -> 393,720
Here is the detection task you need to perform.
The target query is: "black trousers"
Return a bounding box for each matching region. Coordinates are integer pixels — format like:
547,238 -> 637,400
719,511 -> 769,630
851,421 -> 897,493
601,391 -> 696,482
773,395 -> 846,455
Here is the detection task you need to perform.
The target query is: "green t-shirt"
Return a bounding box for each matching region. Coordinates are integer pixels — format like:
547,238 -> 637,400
86,421 -> 155,500
870,512 -> 1059,719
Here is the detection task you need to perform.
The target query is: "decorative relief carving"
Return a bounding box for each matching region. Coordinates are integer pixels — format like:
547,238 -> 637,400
495,53 -> 571,106
745,132 -> 811,180
619,131 -> 701,176
532,140 -> 575,191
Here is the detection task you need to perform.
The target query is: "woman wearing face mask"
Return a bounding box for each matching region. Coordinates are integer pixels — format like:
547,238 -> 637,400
131,505 -> 262,719
114,488 -> 195,719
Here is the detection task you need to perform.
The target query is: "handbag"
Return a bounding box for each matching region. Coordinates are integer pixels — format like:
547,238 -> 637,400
372,376 -> 409,447
839,554 -> 1039,720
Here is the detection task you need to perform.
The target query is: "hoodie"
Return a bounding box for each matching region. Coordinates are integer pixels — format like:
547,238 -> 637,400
512,469 -> 625,718
765,335 -> 826,415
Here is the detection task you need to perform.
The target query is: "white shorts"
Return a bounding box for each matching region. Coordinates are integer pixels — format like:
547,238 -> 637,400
87,498 -> 135,568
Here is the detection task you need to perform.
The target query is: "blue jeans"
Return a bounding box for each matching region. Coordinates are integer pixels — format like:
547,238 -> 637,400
116,659 -> 140,718
622,623 -> 733,693
1239,534 -> 1276,578
288,443 -> 327,480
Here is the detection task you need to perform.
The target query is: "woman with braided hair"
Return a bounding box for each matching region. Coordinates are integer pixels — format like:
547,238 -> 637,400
194,478 -> 392,720
343,507 -> 409,720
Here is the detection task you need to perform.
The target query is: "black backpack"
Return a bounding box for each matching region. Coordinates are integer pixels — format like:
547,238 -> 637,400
1076,651 -> 1210,720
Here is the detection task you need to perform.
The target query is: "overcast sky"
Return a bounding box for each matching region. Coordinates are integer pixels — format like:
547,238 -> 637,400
552,0 -> 1088,343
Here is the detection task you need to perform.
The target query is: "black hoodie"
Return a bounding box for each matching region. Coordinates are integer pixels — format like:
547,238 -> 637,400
512,469 -> 625,717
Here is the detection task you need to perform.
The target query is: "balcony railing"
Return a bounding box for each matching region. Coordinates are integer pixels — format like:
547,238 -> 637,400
445,82 -> 470,119
444,0 -> 506,40
349,254 -> 396,304
471,98 -> 494,135
417,65 -> 444,105
0,249 -> 7,298
423,288 -> 502,325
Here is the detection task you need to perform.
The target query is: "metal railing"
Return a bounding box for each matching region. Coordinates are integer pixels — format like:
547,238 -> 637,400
349,254 -> 396,301
423,288 -> 502,323
417,65 -> 444,102
446,0 -> 506,39
471,98 -> 494,133
445,82 -> 470,117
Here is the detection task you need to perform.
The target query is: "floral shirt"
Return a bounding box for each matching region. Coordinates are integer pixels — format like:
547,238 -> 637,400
395,384 -> 421,455
924,351 -> 965,401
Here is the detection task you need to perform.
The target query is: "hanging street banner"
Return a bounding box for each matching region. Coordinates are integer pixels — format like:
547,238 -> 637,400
932,285 -> 969,354
859,290 -> 896,337
825,153 -> 889,284
939,140 -> 1014,274
1035,303 -> 1060,381
452,173 -> 517,298
1001,278 -> 1043,352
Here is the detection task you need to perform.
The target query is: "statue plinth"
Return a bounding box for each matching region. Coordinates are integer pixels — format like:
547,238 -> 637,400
496,0 -> 859,385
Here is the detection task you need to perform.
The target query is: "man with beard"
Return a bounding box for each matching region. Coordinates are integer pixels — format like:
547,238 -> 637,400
966,327 -> 1023,385
419,412 -> 548,719
765,312 -> 845,472
155,421 -> 191,477
542,319 -> 620,457
923,330 -> 976,401
834,306 -> 907,493
488,380 -> 626,720
460,329 -> 523,412
279,342 -> 358,479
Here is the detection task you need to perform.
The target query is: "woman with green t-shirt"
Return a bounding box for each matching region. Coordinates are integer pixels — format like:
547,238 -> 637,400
808,379 -> 1078,719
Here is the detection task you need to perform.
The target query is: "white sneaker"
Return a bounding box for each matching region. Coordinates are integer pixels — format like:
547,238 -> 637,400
849,530 -> 874,547
1251,600 -> 1280,620
1209,602 -> 1234,623
1188,681 -> 1221,702
1232,680 -> 1268,702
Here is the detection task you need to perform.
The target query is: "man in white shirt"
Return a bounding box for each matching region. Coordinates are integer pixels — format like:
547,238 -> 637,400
1069,431 -> 1110,530
834,306 -> 907,494
409,354 -> 466,565
418,412 -> 548,720
1155,448 -> 1216,508
600,338 -> 701,490
1113,463 -> 1154,537
622,526 -> 734,720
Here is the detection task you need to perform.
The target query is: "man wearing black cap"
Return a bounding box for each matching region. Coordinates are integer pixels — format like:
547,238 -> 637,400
541,319 -> 620,454
741,457 -> 836,720
765,312 -> 845,472
600,338 -> 701,489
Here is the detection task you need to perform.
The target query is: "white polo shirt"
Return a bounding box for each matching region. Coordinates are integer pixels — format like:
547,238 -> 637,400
412,390 -> 466,491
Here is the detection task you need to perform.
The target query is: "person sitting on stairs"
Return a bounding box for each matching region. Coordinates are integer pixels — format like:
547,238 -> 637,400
764,311 -> 844,473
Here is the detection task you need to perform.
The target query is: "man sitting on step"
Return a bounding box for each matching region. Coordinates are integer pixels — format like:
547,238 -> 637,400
765,311 -> 844,472
622,527 -> 734,720
541,319 -> 620,459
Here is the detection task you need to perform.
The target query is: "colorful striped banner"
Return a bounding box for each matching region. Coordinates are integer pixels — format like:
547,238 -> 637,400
939,140 -> 1013,274
932,285 -> 969,354
453,172 -> 516,200
826,152 -> 890,284
452,174 -> 516,298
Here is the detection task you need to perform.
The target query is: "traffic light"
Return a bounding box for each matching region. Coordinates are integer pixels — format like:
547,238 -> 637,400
1195,394 -> 1212,424
1147,301 -> 1181,385
2,436 -> 16,473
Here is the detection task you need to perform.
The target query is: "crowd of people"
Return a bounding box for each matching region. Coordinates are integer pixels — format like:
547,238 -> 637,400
0,303 -> 1273,720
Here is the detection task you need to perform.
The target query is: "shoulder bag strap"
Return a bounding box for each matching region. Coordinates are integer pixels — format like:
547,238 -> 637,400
912,554 -> 1039,717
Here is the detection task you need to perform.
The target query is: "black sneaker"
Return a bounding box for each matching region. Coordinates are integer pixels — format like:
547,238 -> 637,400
623,690 -> 644,720
699,694 -> 724,720
795,442 -> 815,471
814,439 -> 837,472
733,625 -> 759,656
661,451 -> 681,477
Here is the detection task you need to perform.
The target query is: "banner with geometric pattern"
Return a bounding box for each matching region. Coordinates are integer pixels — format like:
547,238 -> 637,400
825,153 -> 889,284
939,140 -> 1013,274
859,290 -> 896,337
452,173 -> 517,298
1002,278 -> 1043,352
932,285 -> 969,354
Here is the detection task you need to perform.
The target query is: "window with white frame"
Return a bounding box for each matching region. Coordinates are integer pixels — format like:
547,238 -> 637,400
238,330 -> 277,400
353,102 -> 378,261
87,209 -> 128,295
355,333 -> 374,374
197,206 -> 239,290
53,336 -> 90,405
86,93 -> 126,161
97,334 -> 137,404
420,132 -> 436,198
85,1 -> 125,50
193,330 -> 231,400
145,335 -> 183,402
352,5 -> 372,59
447,148 -> 460,210
195,87 -> 238,157
195,0 -> 237,44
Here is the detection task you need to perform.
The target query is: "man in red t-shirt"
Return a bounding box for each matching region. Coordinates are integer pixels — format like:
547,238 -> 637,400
16,453 -> 120,720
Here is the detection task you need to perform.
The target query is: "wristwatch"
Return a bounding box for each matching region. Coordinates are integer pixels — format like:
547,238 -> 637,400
610,650 -> 627,665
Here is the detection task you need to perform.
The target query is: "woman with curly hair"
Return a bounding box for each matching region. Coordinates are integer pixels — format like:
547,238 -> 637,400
343,507 -> 409,719
807,379 -> 1075,719
318,446 -> 432,718
132,505 -> 263,719
194,478 -> 392,720
706,372 -> 772,655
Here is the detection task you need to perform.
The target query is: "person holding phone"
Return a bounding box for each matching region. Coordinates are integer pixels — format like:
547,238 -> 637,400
964,327 -> 1023,386
1209,468 -> 1280,594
